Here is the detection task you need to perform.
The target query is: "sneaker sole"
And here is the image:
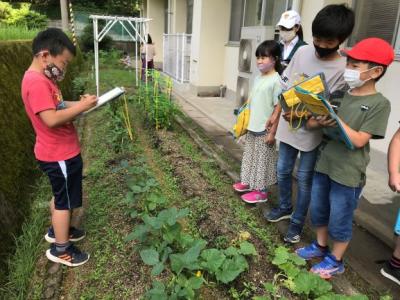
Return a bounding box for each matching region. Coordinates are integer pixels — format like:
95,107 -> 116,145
46,249 -> 90,267
284,236 -> 300,244
44,233 -> 86,244
381,268 -> 400,286
234,188 -> 252,193
295,250 -> 325,261
241,198 -> 268,204
310,269 -> 344,280
266,214 -> 292,223
315,268 -> 345,280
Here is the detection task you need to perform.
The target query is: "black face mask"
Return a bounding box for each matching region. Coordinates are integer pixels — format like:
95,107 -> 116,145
314,43 -> 339,58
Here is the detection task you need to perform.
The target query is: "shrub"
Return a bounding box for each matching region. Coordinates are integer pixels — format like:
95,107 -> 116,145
0,2 -> 48,29
79,22 -> 114,52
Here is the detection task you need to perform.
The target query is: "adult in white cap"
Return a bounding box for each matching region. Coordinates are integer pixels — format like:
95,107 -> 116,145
277,10 -> 307,68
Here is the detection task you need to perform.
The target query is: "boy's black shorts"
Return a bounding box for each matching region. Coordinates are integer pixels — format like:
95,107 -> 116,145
38,154 -> 83,210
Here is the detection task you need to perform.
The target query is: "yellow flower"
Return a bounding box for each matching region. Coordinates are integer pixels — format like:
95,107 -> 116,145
239,231 -> 251,241
195,270 -> 202,277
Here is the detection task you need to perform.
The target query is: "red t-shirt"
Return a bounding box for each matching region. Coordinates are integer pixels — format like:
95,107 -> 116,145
21,70 -> 80,162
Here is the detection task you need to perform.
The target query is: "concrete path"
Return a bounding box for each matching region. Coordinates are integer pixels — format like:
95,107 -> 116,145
172,82 -> 400,297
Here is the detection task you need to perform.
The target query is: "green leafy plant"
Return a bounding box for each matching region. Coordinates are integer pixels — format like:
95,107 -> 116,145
255,246 -> 372,300
0,2 -> 47,29
121,157 -> 257,299
134,70 -> 177,130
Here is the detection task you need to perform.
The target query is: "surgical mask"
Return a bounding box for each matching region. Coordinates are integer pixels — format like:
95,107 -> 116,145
44,63 -> 65,82
279,29 -> 296,43
314,43 -> 339,58
257,61 -> 275,73
343,68 -> 374,89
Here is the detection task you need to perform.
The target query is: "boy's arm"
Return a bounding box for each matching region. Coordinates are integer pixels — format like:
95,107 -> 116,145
337,117 -> 372,148
39,95 -> 97,128
388,128 -> 400,192
306,115 -> 336,129
64,94 -> 91,108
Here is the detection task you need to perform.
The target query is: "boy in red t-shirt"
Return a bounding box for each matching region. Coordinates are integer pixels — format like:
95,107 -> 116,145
21,28 -> 97,266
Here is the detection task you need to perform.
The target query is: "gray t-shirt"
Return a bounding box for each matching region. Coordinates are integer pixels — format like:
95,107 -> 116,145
276,45 -> 347,152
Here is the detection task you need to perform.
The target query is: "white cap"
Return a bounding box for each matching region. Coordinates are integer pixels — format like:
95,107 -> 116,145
276,10 -> 301,29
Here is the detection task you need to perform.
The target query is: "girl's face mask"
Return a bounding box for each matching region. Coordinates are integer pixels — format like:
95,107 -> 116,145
257,61 -> 275,73
343,67 -> 376,89
279,29 -> 297,43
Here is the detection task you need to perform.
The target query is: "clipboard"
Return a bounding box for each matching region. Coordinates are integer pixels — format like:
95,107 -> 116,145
294,85 -> 354,150
83,87 -> 125,115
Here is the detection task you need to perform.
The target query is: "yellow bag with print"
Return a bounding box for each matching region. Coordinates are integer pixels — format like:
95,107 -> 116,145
233,101 -> 250,139
279,73 -> 328,130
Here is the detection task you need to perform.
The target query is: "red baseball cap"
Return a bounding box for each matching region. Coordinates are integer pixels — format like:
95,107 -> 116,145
341,37 -> 395,66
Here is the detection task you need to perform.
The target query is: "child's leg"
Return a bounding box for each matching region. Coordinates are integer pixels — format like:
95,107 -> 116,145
296,172 -> 331,259
310,172 -> 331,246
290,148 -> 318,228
250,135 -> 277,191
316,226 -> 329,247
328,180 -> 362,260
276,142 -> 299,210
49,197 -> 71,242
52,209 -> 71,243
394,236 -> 400,258
240,134 -> 256,187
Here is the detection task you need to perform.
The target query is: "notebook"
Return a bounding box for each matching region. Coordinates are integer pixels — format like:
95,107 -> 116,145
294,84 -> 354,150
83,87 -> 125,115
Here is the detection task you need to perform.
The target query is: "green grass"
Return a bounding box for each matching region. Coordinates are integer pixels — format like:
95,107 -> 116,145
0,25 -> 40,41
0,176 -> 51,300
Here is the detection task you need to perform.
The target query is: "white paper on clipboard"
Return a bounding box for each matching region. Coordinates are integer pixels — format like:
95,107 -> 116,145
83,87 -> 125,115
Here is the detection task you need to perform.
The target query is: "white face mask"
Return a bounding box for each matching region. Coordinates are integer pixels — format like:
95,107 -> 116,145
279,29 -> 296,43
343,68 -> 375,89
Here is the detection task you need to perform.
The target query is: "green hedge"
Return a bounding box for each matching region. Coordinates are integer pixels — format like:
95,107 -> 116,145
0,40 -> 82,280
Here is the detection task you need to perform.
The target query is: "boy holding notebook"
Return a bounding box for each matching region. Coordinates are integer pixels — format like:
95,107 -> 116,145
266,4 -> 355,245
296,38 -> 394,279
21,28 -> 97,266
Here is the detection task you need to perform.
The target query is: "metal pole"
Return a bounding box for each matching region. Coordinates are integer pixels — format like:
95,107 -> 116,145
93,18 -> 100,96
60,0 -> 69,31
181,33 -> 184,84
135,21 -> 138,86
144,22 -> 148,86
175,34 -> 179,80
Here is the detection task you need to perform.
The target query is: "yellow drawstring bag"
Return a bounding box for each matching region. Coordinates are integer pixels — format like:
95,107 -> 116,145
233,101 -> 250,139
280,73 -> 328,130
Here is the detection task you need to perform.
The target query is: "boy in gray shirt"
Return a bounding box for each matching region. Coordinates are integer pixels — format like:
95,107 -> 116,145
265,4 -> 355,244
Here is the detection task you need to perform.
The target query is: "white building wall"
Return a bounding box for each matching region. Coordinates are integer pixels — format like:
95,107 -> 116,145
190,0 -> 230,90
374,62 -> 400,153
146,0 -> 165,65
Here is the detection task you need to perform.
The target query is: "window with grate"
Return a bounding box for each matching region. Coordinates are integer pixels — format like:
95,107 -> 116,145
229,0 -> 245,42
349,0 -> 400,60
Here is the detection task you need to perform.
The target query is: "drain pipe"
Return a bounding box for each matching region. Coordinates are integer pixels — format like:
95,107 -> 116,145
291,0 -> 302,13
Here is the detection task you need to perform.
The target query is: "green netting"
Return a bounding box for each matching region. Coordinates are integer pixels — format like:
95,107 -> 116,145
75,11 -> 139,41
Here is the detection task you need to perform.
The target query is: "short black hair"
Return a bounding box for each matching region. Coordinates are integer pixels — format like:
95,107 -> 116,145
32,28 -> 76,56
348,57 -> 387,82
255,40 -> 283,74
312,4 -> 355,44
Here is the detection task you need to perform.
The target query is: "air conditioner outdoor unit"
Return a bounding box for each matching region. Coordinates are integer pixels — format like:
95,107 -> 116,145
236,75 -> 250,107
236,26 -> 276,108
